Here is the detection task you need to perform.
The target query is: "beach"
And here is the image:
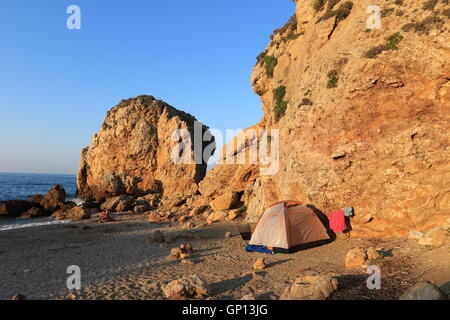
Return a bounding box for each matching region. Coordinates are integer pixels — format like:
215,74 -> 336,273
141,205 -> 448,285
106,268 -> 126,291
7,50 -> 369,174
1,212 -> 448,300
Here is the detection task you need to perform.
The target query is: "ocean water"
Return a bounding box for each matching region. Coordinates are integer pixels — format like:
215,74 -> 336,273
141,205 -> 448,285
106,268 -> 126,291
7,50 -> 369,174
0,173 -> 77,230
0,172 -> 77,201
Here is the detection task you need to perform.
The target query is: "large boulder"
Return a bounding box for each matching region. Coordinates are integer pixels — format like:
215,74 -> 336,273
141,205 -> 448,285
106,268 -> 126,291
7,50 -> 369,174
209,192 -> 239,211
39,185 -> 66,213
53,206 -> 91,222
0,200 -> 35,218
76,95 -> 214,201
21,207 -> 45,219
345,247 -> 383,267
280,275 -> 339,300
161,275 -> 210,299
100,196 -> 134,212
399,282 -> 446,300
27,194 -> 44,206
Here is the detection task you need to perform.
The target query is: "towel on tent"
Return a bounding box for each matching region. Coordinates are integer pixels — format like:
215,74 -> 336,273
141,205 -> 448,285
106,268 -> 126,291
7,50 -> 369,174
245,245 -> 274,255
328,210 -> 347,233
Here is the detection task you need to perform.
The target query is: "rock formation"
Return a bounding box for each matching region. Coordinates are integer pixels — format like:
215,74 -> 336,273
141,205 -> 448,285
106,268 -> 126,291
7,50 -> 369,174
200,0 -> 450,236
76,95 -> 214,201
0,185 -> 67,218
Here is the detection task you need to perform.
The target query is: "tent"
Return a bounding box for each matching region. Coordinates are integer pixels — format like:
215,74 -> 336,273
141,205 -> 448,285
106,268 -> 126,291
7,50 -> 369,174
248,201 -> 332,253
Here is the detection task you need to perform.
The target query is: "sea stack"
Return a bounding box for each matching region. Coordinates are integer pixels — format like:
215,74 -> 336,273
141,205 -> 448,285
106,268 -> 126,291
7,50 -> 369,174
76,95 -> 214,202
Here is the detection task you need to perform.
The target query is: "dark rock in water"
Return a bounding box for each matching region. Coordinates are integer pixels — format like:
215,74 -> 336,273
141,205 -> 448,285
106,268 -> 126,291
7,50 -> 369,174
1,185 -> 67,219
21,207 -> 45,219
399,281 -> 447,300
40,185 -> 66,213
27,194 -> 44,205
0,200 -> 35,218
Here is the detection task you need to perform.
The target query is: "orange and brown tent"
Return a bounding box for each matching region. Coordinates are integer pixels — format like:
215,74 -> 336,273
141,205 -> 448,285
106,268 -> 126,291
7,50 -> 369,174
248,201 -> 332,253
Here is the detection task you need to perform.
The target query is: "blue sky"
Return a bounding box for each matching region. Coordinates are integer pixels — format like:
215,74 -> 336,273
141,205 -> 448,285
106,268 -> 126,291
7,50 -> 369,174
0,0 -> 295,174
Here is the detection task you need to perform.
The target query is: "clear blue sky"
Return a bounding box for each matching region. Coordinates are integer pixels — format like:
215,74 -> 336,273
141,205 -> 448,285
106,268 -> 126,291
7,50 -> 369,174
0,0 -> 295,174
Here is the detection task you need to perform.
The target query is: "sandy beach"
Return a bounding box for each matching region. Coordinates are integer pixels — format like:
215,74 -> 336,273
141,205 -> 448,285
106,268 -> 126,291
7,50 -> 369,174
1,212 -> 448,300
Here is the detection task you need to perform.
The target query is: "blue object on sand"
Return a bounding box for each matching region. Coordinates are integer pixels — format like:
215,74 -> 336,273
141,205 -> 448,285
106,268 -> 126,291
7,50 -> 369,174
245,245 -> 274,255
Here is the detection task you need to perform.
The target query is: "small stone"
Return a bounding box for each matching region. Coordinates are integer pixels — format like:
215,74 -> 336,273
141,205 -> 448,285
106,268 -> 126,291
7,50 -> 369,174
225,232 -> 232,239
181,259 -> 194,265
170,248 -> 182,257
207,211 -> 228,224
253,258 -> 266,270
161,275 -> 210,299
11,294 -> 27,300
166,255 -> 179,262
345,247 -> 367,267
332,150 -> 346,160
67,293 -> 77,300
227,209 -> 240,221
241,294 -> 256,300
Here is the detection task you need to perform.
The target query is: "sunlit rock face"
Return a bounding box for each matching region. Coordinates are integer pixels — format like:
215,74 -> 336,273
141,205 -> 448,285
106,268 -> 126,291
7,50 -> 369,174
205,0 -> 450,236
77,95 -> 213,201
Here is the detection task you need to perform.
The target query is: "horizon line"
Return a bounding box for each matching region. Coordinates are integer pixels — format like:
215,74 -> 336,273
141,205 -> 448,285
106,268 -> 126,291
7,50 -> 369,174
0,171 -> 77,176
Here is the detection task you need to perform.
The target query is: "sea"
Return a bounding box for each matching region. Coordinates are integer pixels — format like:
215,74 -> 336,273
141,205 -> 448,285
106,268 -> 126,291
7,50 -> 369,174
0,172 -> 78,231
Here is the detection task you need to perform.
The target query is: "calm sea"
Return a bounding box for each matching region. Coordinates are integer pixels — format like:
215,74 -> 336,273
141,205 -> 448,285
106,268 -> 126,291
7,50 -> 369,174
0,173 -> 77,230
0,172 -> 77,201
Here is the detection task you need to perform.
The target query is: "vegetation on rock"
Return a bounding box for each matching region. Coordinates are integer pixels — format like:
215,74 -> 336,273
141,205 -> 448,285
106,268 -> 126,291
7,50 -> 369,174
264,55 -> 278,78
273,85 -> 288,120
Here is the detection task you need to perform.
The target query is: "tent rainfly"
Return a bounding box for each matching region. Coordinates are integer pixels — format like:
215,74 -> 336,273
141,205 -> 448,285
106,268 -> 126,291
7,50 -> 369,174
248,201 -> 332,253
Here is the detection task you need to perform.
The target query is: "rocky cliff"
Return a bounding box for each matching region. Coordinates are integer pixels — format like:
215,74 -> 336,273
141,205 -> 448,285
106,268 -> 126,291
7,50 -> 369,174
77,95 -> 213,201
201,0 -> 450,236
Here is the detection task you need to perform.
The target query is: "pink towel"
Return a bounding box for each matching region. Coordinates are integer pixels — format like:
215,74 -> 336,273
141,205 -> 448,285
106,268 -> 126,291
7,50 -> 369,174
328,210 -> 347,233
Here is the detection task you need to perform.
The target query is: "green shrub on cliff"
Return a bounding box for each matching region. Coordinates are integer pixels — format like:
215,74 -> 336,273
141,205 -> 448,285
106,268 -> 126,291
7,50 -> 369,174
264,55 -> 278,78
327,70 -> 339,88
385,32 -> 404,50
313,0 -> 327,12
363,32 -> 404,58
273,85 -> 288,120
